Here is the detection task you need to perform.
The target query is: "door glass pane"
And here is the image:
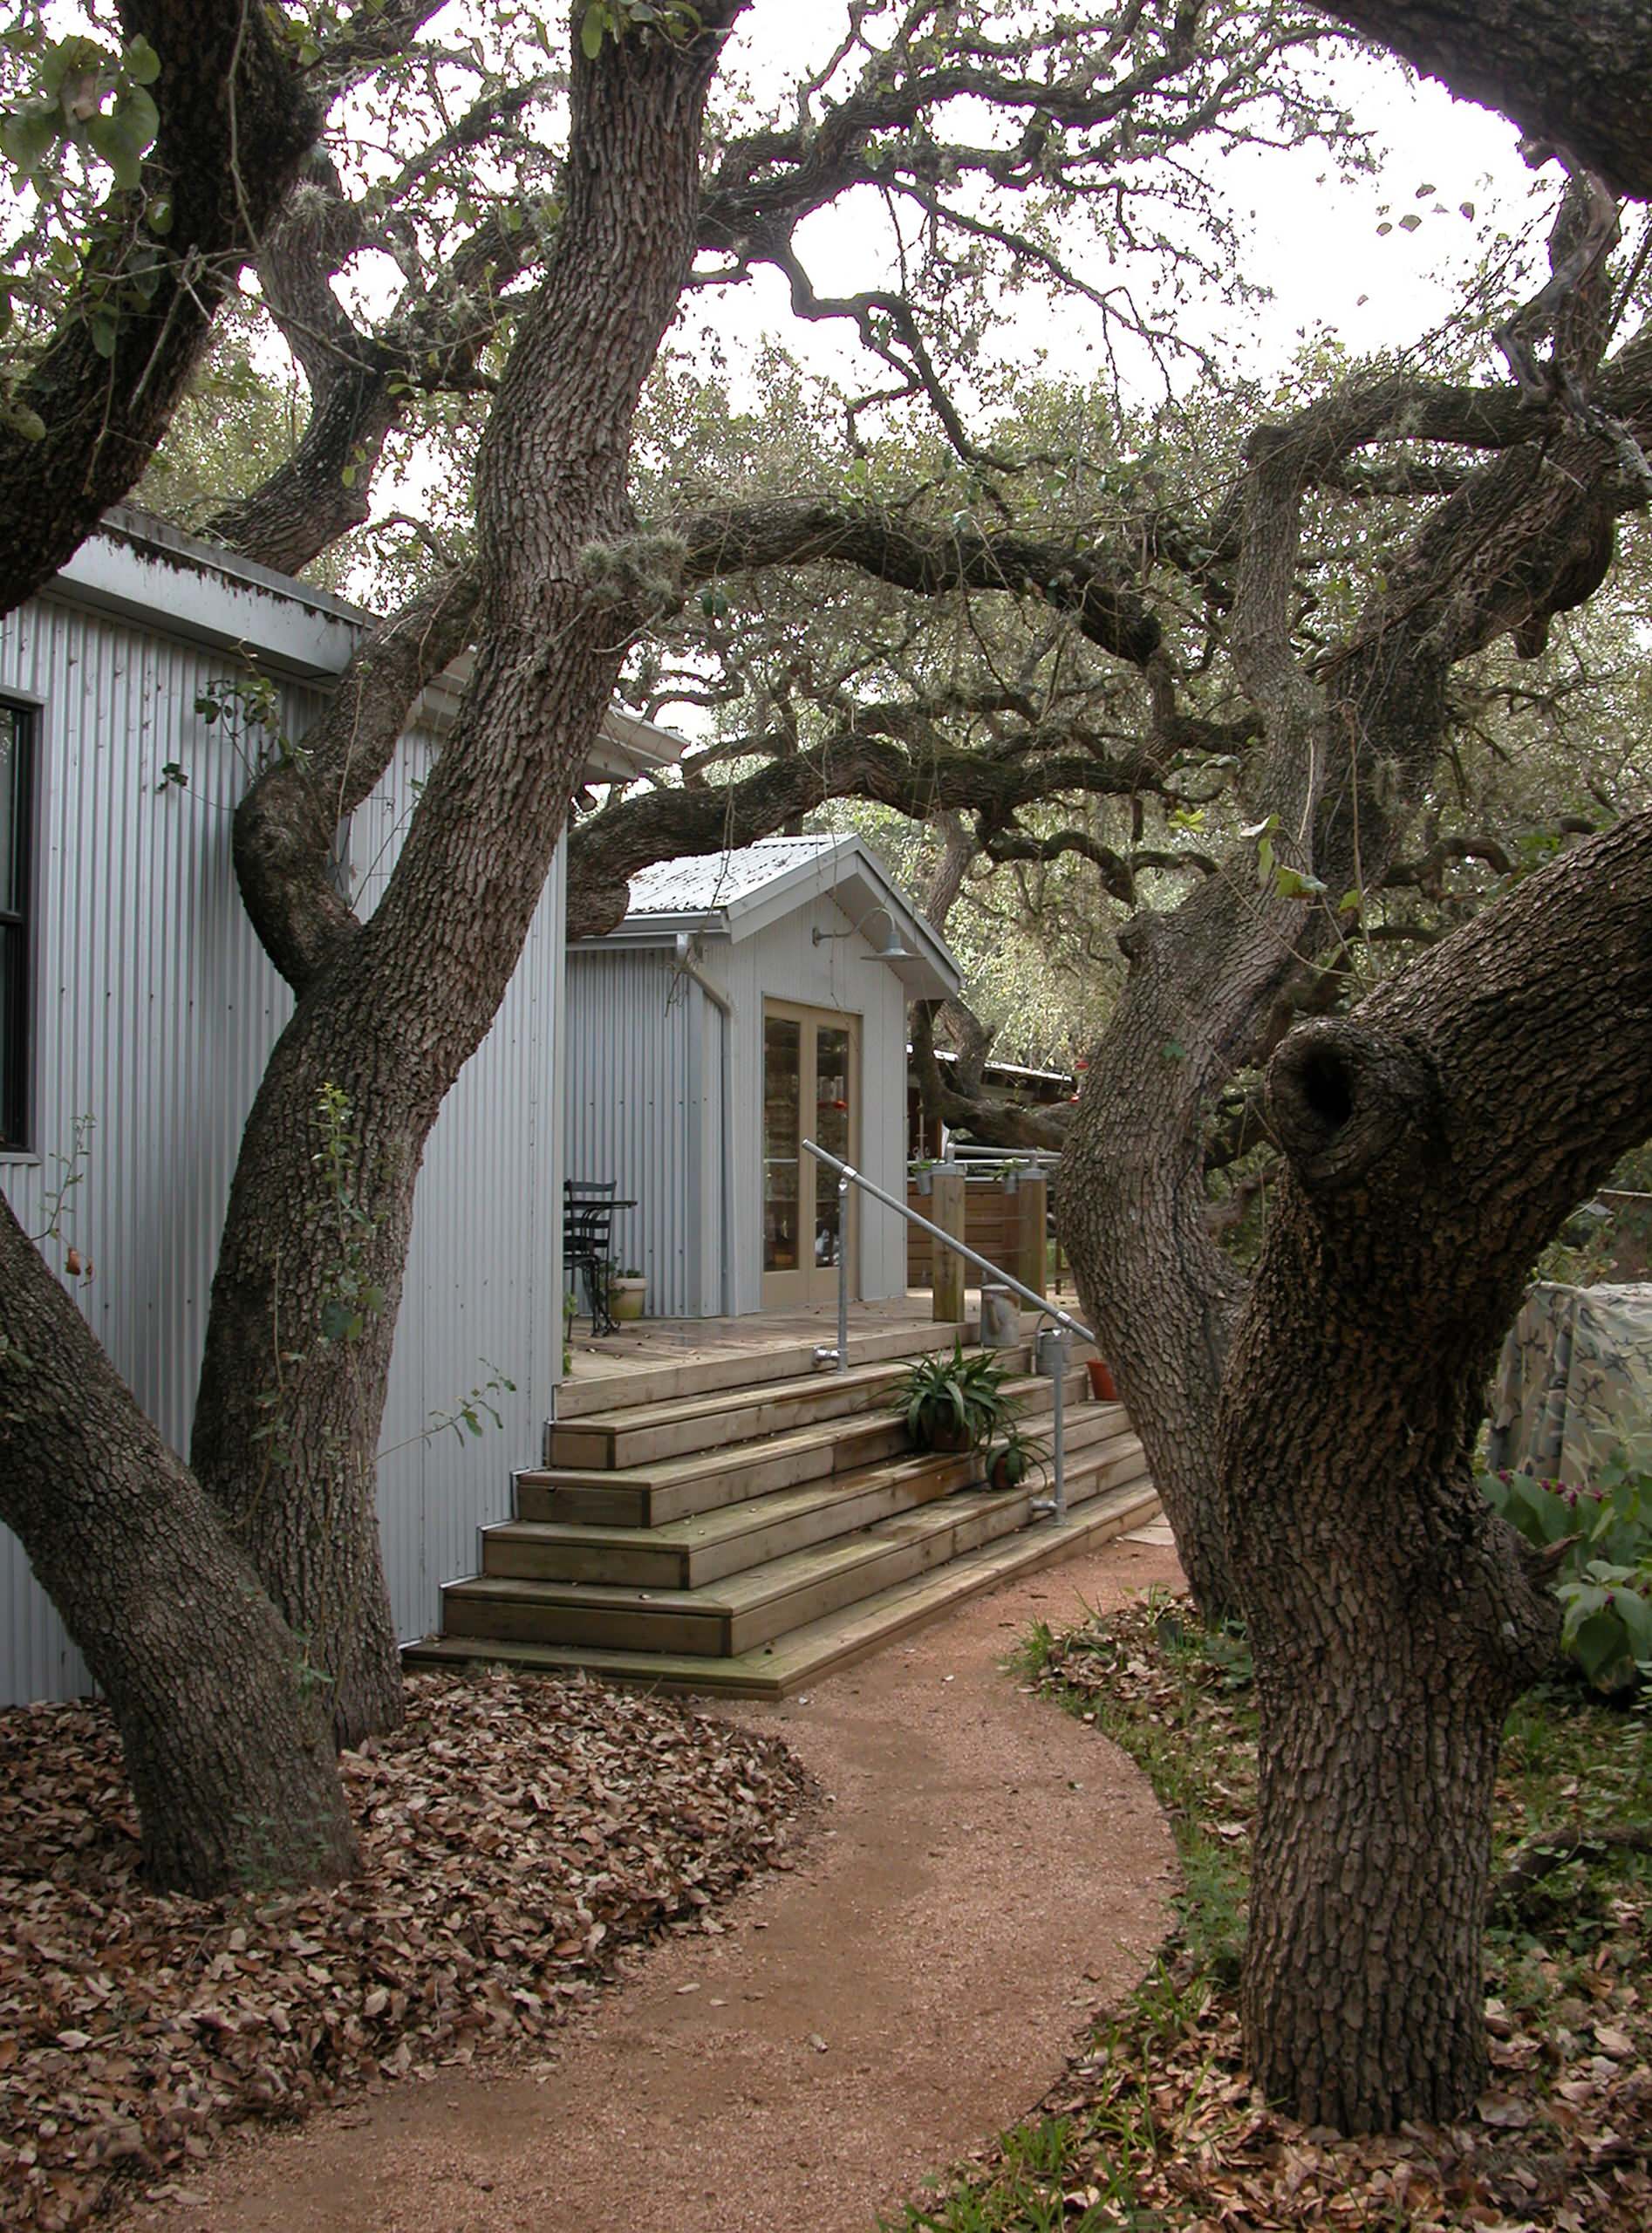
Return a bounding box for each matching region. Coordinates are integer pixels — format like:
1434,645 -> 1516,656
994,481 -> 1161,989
763,1016 -> 802,1273
814,1026 -> 851,1267
0,707 -> 17,914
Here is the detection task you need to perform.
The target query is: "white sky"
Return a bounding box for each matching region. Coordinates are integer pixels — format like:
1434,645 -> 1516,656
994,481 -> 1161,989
320,3 -> 1554,598
667,7 -> 1538,411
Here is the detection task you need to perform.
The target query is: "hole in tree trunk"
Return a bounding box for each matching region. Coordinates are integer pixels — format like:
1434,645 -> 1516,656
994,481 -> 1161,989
1300,1043 -> 1354,1130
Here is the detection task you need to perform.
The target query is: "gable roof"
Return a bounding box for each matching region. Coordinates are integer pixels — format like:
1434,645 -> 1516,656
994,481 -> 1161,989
598,833 -> 960,1000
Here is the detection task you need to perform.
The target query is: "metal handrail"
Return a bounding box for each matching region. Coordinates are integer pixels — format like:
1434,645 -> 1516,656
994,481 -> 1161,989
802,1137 -> 1095,1519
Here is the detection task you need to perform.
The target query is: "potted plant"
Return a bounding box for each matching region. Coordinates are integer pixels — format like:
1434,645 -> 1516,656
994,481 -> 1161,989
608,1266 -> 646,1322
986,1420 -> 1050,1492
898,1342 -> 1014,1454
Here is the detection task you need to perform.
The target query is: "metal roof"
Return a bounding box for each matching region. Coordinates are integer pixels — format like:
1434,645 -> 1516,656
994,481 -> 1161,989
624,835 -> 843,916
604,833 -> 961,1001
50,510 -> 686,784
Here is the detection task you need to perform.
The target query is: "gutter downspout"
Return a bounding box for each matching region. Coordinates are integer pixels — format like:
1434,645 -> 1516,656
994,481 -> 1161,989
673,934 -> 736,1316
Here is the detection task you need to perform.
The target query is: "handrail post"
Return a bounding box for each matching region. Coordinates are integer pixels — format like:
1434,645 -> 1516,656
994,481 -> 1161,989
1035,1323 -> 1068,1519
836,1168 -> 850,1373
800,1142 -> 1101,1527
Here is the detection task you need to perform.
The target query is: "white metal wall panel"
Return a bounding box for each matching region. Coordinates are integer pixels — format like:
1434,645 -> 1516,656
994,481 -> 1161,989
0,580 -> 563,1703
563,948 -> 705,1318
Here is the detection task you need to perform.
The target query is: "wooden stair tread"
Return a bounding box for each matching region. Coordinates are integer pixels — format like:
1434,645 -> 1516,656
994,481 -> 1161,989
526,1369 -> 1105,1497
407,1473 -> 1160,1697
555,1342 -> 1033,1437
454,1431 -> 1145,1622
553,1320 -> 973,1418
505,1407 -> 1132,1558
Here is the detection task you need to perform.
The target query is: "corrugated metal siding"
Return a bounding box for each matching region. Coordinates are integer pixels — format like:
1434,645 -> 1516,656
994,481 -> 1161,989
0,594 -> 316,1702
563,949 -> 702,1318
0,584 -> 562,1704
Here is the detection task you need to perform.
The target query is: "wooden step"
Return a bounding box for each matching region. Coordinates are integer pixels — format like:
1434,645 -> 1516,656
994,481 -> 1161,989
493,1409 -> 1136,1588
406,1469 -> 1160,1698
545,1342 -> 1041,1472
522,1368 -> 1103,1529
553,1319 -> 973,1421
441,1429 -> 1147,1660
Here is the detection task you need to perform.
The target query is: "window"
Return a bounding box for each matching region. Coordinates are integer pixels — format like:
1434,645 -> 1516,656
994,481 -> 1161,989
0,700 -> 33,1149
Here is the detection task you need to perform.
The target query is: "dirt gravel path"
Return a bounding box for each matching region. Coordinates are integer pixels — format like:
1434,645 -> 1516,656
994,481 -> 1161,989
131,1534 -> 1181,2233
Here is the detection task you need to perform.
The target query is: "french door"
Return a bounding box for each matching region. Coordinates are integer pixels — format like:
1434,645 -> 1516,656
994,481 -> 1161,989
761,1001 -> 859,1308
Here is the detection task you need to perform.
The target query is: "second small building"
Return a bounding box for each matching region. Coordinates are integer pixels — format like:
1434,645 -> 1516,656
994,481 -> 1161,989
563,835 -> 959,1320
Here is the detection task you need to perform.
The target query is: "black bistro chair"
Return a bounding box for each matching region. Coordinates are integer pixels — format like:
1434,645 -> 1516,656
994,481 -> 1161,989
563,1179 -> 619,1335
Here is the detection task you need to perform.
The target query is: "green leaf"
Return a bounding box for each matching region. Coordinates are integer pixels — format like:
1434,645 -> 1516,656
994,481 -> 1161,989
146,188 -> 173,234
85,97 -> 153,191
2,103 -> 61,179
88,309 -> 119,359
1571,1608 -> 1634,1691
581,5 -> 607,58
1273,866 -> 1327,899
123,34 -> 160,85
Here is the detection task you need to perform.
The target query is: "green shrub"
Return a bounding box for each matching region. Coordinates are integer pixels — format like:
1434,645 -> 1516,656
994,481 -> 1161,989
1480,1453 -> 1652,1693
897,1342 -> 1016,1455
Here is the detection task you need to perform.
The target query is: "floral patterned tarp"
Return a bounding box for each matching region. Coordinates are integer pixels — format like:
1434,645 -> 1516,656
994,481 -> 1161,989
1486,1281 -> 1652,1484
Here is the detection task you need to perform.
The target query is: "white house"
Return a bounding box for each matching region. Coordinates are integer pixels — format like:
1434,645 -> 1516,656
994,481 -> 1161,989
564,836 -> 960,1320
0,509 -> 681,1705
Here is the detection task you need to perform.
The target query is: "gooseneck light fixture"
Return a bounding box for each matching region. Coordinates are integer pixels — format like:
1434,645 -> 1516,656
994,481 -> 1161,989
811,905 -> 915,962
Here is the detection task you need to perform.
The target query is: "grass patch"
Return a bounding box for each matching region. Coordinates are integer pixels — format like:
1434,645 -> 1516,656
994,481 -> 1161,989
886,1592 -> 1649,2233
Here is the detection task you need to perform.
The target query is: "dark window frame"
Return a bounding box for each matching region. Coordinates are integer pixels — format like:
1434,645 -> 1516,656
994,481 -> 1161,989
0,698 -> 34,1151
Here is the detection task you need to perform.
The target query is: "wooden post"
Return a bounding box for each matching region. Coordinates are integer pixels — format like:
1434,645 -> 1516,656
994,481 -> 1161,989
1016,1174 -> 1048,1299
931,1167 -> 966,1325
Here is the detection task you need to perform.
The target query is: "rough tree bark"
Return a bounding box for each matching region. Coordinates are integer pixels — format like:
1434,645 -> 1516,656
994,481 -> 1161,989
0,1205 -> 357,1895
1224,810 -> 1652,2127
1317,2 -> 1652,200
0,0 -> 318,614
1061,303 -> 1652,1614
190,7 -> 744,1745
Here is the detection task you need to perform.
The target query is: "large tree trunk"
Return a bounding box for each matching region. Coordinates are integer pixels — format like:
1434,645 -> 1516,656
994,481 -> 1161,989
0,0 -> 317,616
191,5 -> 742,1743
0,1199 -> 356,1895
1317,3 -> 1652,201
1223,811 -> 1652,2127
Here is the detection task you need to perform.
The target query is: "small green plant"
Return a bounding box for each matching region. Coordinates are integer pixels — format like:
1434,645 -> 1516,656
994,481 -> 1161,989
1481,1453 -> 1652,1692
986,1419 -> 1050,1491
898,1342 -> 1016,1455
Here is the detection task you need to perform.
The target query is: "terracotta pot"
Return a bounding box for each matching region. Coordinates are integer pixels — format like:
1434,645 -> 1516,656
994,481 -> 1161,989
1086,1358 -> 1117,1403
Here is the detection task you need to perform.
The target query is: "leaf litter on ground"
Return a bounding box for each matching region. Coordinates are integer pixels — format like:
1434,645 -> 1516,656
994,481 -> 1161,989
0,1668 -> 814,2231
